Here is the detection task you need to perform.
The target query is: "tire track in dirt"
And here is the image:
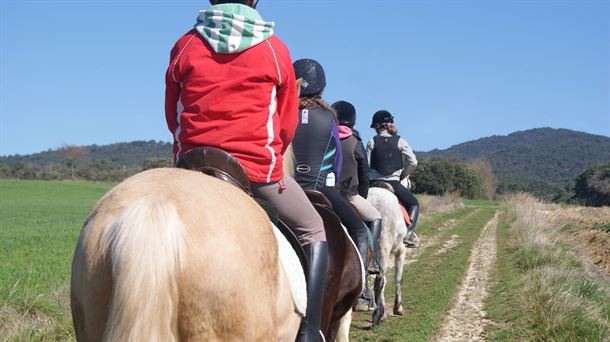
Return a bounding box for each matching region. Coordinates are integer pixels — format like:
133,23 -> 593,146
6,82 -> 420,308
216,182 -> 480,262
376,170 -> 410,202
400,209 -> 480,267
435,234 -> 460,255
434,211 -> 499,342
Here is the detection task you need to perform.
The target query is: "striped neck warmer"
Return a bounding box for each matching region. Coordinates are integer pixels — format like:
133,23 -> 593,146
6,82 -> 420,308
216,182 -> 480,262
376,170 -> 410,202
195,3 -> 275,54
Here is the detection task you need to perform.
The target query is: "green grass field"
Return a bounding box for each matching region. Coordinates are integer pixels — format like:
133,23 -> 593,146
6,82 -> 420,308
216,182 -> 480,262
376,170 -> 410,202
1,180 -> 607,341
1,180 -> 113,340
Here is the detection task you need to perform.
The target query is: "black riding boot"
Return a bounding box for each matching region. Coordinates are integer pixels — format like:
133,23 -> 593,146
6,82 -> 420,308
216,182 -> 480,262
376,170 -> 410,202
297,241 -> 328,342
353,223 -> 373,312
403,205 -> 420,247
367,219 -> 383,274
354,223 -> 370,275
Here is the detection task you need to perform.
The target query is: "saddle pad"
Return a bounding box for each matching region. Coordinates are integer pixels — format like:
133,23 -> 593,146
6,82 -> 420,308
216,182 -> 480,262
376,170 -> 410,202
272,224 -> 307,317
399,204 -> 412,226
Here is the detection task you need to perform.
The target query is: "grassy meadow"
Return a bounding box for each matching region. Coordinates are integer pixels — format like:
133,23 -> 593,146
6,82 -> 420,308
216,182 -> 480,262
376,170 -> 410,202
1,180 -> 112,341
1,180 -> 608,341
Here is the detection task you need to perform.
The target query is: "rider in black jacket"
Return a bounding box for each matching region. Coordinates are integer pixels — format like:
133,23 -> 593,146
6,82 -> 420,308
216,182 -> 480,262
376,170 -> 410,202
291,60 -> 373,311
333,100 -> 384,310
367,110 -> 420,248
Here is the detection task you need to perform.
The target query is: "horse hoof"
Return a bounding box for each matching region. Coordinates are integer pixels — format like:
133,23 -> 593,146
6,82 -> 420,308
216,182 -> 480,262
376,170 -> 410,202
393,307 -> 404,316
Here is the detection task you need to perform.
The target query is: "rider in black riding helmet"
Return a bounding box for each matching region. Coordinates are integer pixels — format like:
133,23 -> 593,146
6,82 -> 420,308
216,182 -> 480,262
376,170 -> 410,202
291,59 -> 373,310
333,100 -> 383,310
367,110 -> 420,248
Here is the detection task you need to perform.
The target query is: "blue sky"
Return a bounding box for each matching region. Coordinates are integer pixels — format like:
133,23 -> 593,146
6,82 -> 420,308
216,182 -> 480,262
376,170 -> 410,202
1,0 -> 609,156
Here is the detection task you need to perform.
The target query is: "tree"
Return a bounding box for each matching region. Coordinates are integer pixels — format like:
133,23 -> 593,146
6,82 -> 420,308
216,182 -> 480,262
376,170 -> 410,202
469,158 -> 497,200
142,157 -> 173,170
58,145 -> 88,180
80,159 -> 121,182
572,162 -> 610,207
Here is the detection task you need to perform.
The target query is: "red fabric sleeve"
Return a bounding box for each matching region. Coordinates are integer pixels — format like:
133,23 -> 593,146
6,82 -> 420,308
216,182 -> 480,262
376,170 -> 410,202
165,42 -> 181,135
276,48 -> 298,154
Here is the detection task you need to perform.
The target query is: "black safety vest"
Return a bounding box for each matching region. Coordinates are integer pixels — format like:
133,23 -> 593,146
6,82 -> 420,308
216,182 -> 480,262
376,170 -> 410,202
291,105 -> 338,190
370,135 -> 402,176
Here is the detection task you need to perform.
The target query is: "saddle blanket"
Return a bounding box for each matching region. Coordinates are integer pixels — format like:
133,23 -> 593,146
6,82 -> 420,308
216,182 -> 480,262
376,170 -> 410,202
272,224 -> 307,316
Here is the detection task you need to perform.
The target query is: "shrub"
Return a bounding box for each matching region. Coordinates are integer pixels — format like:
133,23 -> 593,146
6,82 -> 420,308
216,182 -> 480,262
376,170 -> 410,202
572,162 -> 610,207
411,157 -> 482,199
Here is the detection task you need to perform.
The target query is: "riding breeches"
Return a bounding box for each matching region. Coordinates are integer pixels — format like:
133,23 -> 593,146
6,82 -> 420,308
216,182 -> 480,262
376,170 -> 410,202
385,180 -> 419,210
317,187 -> 368,242
347,194 -> 382,222
251,175 -> 326,245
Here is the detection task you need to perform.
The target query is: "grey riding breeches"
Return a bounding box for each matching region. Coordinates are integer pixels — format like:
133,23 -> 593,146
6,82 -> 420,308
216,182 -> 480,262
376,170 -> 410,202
251,175 -> 326,245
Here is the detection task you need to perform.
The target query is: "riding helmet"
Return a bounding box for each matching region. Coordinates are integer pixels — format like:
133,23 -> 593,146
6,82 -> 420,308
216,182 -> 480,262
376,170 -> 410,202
293,59 -> 326,97
370,110 -> 394,128
332,101 -> 356,127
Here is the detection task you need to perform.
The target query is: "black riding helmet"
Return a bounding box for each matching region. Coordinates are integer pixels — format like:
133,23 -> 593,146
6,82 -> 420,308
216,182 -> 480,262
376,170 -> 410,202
332,101 -> 356,127
370,110 -> 394,128
209,0 -> 259,8
293,59 -> 326,97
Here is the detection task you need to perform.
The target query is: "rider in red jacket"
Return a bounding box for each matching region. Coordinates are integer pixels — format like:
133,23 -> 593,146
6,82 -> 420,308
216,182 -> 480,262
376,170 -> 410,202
165,1 -> 297,184
165,1 -> 327,341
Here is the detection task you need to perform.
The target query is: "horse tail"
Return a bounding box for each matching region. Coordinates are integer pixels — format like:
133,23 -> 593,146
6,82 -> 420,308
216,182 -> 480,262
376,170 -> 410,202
100,195 -> 188,342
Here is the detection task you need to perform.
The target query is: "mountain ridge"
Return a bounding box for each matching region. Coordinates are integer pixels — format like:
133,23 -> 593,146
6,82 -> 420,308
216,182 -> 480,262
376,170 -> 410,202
417,127 -> 610,186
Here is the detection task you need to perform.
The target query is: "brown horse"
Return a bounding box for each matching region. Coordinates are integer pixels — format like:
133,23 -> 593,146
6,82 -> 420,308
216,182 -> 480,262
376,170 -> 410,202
71,166 -> 362,341
284,144 -> 363,341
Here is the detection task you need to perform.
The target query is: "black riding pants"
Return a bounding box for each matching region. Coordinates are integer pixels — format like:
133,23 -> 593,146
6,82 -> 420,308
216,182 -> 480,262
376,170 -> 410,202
386,180 -> 419,226
318,186 -> 368,247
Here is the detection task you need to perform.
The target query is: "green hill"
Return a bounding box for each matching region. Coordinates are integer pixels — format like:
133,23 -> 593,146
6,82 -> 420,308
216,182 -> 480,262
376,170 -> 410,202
1,128 -> 608,199
0,140 -> 173,168
418,128 -> 610,198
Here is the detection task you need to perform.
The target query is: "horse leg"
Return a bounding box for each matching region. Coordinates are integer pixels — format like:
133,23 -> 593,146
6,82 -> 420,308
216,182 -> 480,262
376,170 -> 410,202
334,308 -> 353,342
393,246 -> 406,316
372,273 -> 386,326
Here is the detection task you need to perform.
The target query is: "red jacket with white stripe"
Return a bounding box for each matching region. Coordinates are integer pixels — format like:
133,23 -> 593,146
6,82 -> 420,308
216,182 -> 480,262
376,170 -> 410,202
165,29 -> 298,184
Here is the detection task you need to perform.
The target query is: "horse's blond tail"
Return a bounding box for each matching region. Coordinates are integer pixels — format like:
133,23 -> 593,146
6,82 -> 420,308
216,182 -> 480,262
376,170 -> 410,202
100,196 -> 188,342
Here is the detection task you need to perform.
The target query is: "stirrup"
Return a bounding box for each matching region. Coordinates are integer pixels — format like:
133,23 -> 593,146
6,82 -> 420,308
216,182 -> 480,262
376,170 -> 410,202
368,258 -> 381,274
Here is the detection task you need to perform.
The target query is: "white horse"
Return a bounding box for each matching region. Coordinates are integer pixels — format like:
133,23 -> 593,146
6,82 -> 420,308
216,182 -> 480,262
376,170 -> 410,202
366,186 -> 408,325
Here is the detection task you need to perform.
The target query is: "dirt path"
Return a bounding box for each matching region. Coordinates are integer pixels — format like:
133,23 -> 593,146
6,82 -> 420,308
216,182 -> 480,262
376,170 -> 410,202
400,209 -> 480,267
434,211 -> 499,342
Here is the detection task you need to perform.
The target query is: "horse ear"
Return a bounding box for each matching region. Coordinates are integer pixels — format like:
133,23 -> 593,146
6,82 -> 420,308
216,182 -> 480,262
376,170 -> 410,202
296,78 -> 303,98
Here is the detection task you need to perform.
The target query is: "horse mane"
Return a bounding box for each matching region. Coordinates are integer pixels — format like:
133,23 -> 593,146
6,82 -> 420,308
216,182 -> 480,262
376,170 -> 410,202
100,196 -> 189,342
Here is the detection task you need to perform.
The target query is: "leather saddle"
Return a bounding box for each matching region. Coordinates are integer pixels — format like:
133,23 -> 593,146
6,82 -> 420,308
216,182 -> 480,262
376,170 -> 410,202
176,147 -> 309,273
176,147 -> 252,196
370,180 -> 395,194
369,180 -> 412,225
304,189 -> 333,210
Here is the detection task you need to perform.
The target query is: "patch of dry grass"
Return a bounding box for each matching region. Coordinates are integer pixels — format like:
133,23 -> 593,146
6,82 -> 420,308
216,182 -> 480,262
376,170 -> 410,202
1,280 -> 74,342
419,193 -> 464,218
499,193 -> 610,341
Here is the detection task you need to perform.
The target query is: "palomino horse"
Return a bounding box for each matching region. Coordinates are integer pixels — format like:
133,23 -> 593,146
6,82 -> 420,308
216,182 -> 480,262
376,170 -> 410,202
366,186 -> 408,325
70,168 -> 302,341
71,166 -> 362,340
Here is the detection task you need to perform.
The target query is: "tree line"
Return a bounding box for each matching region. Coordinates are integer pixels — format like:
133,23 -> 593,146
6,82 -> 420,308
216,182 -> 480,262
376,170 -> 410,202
410,157 -> 608,207
2,146 -> 606,206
